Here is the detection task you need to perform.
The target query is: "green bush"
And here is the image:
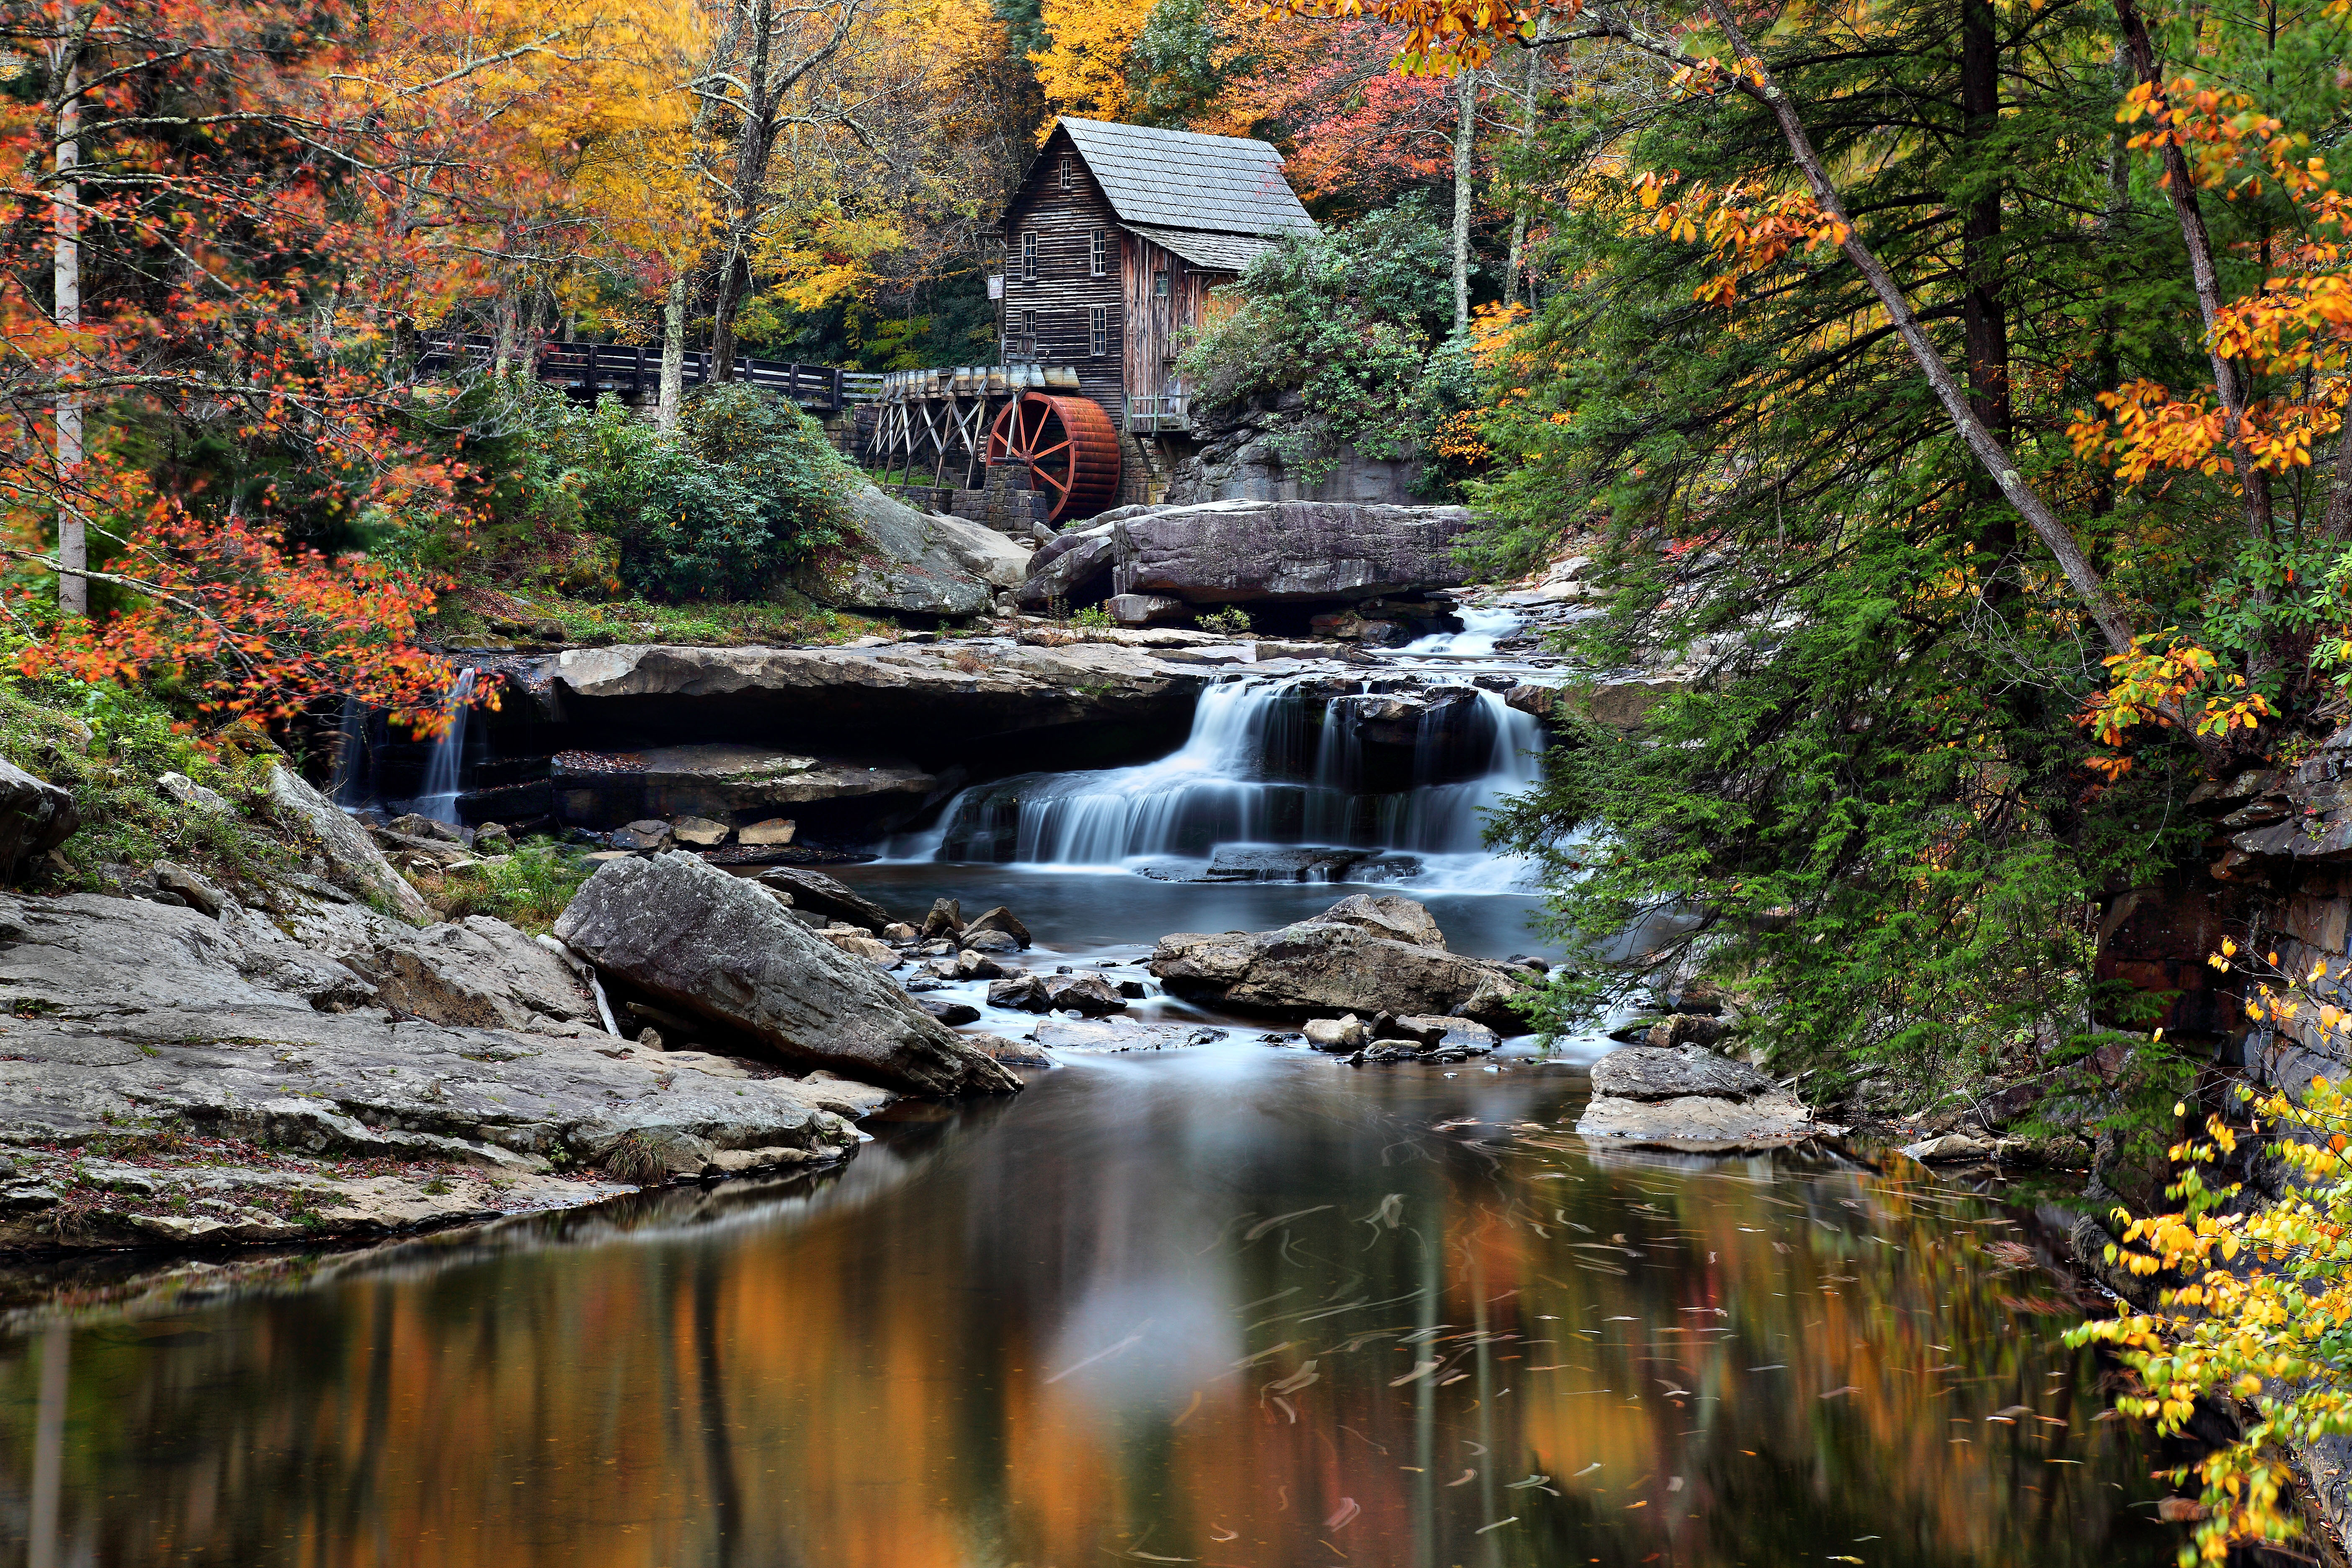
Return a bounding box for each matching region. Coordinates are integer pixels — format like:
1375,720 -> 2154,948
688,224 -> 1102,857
424,385 -> 855,604
433,841 -> 591,934
1178,199 -> 1475,496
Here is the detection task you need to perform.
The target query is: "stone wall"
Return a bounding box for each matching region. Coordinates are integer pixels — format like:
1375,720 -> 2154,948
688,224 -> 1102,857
879,465 -> 1052,536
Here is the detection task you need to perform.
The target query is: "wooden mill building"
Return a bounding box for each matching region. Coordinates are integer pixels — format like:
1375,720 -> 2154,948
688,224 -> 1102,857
999,118 -> 1316,438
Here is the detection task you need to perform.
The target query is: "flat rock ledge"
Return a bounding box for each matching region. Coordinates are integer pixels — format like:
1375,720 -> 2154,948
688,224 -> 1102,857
1575,1046 -> 1844,1153
0,886 -> 896,1252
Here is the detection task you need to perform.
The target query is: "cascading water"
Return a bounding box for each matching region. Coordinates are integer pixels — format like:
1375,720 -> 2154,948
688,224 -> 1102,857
1394,604 -> 1522,657
915,673 -> 1542,889
407,667 -> 476,823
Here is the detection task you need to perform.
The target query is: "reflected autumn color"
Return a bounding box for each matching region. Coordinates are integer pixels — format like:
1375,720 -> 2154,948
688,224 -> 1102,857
0,1047 -> 2175,1566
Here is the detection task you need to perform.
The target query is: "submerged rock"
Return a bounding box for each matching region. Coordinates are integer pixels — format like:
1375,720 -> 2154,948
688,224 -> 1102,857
1031,1017 -> 1222,1053
554,852 -> 1019,1097
1576,1045 -> 1841,1152
1149,895 -> 1526,1030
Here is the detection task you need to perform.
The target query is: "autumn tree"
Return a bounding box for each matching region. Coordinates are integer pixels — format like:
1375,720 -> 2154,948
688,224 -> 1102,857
0,0 -> 556,732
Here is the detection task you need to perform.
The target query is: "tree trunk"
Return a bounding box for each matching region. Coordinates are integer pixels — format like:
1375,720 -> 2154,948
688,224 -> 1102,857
711,0 -> 779,386
659,268 -> 692,432
1960,0 -> 2015,592
1451,67 -> 1476,336
1502,26 -> 1542,309
2111,0 -> 2272,551
52,64 -> 83,618
1687,0 -> 2139,657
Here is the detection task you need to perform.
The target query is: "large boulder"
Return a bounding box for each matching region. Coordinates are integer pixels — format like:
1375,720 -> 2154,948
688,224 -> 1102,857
0,757 -> 78,874
1016,522 -> 1117,611
794,485 -> 1010,617
1575,1045 -> 1842,1152
266,763 -> 431,922
1111,500 -> 1475,605
553,851 -> 1019,1096
1149,895 -> 1526,1030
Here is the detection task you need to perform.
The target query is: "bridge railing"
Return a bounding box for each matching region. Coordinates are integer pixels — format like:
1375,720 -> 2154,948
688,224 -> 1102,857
420,334 -> 864,413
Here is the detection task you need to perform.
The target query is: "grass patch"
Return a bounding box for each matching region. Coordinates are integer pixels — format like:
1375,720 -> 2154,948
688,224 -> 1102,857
433,584 -> 897,649
0,671 -> 301,895
429,841 -> 593,934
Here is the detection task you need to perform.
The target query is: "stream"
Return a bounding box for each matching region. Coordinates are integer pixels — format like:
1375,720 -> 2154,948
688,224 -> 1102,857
0,623 -> 2180,1565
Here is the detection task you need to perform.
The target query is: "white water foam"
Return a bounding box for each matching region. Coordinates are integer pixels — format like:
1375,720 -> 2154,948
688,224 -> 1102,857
901,673 -> 1543,890
1394,604 -> 1522,657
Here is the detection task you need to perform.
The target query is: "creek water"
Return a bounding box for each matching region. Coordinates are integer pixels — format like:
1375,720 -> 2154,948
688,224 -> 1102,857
0,1037 -> 2171,1566
0,651 -> 2179,1565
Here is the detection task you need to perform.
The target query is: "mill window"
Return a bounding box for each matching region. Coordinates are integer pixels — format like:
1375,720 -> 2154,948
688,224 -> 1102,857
1089,228 -> 1107,278
1024,309 -> 1038,354
1059,157 -> 1073,189
1089,305 -> 1107,357
1153,268 -> 1171,299
1021,231 -> 1037,283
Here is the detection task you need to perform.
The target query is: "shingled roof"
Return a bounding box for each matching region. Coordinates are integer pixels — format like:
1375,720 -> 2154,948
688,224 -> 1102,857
1055,118 -> 1316,240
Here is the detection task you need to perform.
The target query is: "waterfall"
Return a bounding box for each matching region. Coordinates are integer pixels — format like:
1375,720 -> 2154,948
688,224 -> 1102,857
921,674 -> 1542,880
326,696 -> 371,808
1395,604 -> 1522,657
409,667 -> 476,824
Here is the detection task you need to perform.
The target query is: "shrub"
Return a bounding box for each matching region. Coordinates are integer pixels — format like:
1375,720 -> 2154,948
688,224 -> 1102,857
1196,606 -> 1253,636
2067,1069 -> 2352,1565
1178,198 -> 1474,496
457,387 -> 855,603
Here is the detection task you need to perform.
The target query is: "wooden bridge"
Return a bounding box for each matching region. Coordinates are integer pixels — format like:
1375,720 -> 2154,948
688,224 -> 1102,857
424,335 -> 883,413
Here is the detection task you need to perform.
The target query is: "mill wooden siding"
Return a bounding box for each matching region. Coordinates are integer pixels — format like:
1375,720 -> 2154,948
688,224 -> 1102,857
1122,233 -> 1225,410
1001,130 -> 1127,424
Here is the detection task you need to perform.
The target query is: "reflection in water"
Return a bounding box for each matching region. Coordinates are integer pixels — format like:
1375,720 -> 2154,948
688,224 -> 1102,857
0,1048 -> 2171,1566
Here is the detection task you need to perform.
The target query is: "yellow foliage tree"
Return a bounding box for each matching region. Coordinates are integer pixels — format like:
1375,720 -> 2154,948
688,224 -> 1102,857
1032,0 -> 1148,122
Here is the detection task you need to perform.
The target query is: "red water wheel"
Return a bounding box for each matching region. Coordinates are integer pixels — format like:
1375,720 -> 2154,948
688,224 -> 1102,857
987,392 -> 1121,524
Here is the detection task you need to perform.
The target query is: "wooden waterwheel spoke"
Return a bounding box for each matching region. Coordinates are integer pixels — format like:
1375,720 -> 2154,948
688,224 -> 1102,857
1028,438 -> 1072,461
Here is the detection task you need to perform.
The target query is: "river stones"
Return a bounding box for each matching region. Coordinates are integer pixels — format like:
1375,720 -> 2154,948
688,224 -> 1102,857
985,971 -> 1127,1016
1576,1045 -> 1841,1152
964,905 -> 1032,948
1149,895 -> 1526,1030
554,851 -> 1019,1096
1303,1015 -> 1372,1051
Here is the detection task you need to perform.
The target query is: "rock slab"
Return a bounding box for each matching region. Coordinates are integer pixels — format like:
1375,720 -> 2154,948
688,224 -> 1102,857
1112,500 -> 1475,605
1576,1046 -> 1841,1152
554,852 -> 1018,1096
1150,895 -> 1525,1029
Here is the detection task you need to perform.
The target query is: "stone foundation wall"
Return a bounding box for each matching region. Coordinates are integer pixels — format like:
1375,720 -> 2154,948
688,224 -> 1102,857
879,464 -> 1051,535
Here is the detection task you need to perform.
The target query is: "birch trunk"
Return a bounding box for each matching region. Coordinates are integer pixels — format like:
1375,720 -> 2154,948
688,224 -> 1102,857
1451,67 -> 1476,337
1502,23 -> 1543,309
659,270 -> 692,432
52,64 -> 83,618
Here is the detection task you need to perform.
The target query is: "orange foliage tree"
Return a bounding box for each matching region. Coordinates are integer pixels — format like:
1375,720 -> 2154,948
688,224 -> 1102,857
0,0 -> 558,733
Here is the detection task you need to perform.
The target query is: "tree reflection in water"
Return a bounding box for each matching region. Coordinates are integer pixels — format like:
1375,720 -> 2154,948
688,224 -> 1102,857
0,1046 -> 2177,1567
